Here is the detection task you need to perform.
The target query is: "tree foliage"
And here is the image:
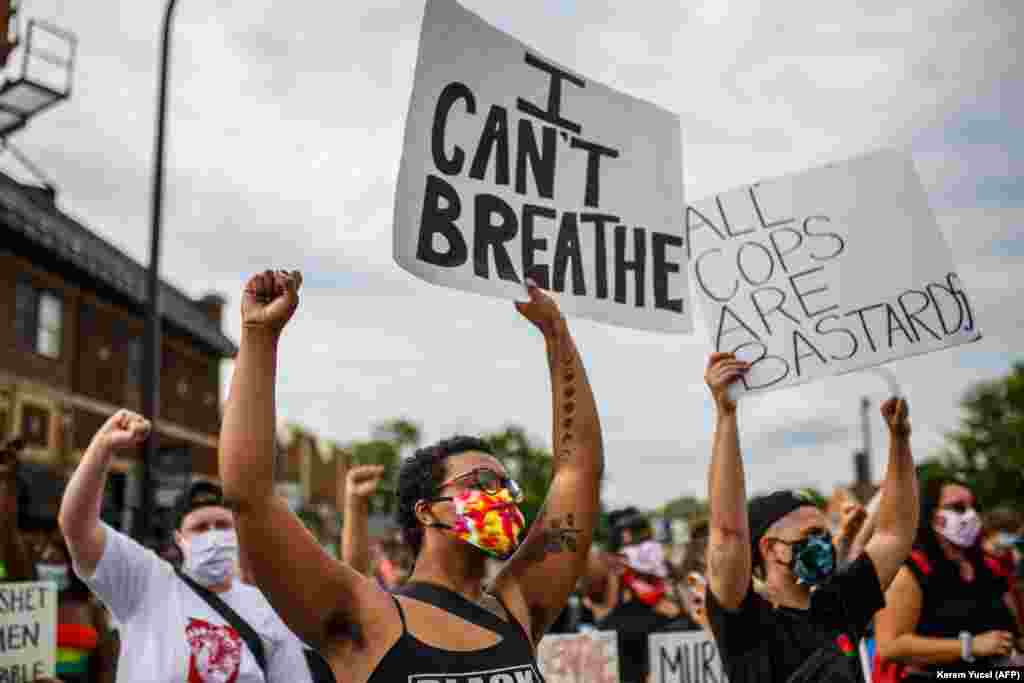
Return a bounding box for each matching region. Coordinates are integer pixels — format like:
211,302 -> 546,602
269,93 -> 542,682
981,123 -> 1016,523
924,363 -> 1024,512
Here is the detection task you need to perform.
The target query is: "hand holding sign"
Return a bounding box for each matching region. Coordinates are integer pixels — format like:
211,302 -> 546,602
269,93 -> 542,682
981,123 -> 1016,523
880,397 -> 911,440
516,278 -> 565,337
241,269 -> 303,337
91,410 -> 151,455
704,352 -> 750,415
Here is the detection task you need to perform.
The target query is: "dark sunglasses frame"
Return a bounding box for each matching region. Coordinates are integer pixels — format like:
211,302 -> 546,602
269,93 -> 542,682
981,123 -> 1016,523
433,467 -> 524,502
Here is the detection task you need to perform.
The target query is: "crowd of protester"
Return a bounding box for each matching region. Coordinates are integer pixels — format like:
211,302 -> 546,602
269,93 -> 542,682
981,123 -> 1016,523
1,270 -> 1021,682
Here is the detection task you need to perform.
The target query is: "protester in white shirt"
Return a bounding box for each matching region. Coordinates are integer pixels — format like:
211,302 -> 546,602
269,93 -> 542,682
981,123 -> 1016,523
58,409 -> 312,683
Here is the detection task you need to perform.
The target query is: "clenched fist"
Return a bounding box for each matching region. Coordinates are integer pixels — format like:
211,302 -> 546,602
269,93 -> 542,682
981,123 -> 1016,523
346,465 -> 386,503
241,270 -> 303,336
91,410 -> 151,455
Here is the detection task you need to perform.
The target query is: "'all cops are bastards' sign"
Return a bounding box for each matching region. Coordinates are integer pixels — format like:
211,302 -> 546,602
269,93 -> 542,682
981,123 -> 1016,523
394,0 -> 690,333
686,148 -> 982,396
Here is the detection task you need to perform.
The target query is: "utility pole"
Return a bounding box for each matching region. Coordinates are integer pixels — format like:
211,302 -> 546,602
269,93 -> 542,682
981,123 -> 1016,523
124,0 -> 180,543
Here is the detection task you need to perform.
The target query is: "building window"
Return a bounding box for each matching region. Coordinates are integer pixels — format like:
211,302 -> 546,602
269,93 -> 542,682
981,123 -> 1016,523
20,403 -> 50,448
15,280 -> 63,359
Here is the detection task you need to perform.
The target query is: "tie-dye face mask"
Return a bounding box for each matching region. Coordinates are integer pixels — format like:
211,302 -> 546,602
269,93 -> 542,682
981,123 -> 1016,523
448,488 -> 526,560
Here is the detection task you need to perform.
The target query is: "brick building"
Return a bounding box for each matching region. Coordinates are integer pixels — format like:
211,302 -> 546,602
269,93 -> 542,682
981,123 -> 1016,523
0,171 -> 236,527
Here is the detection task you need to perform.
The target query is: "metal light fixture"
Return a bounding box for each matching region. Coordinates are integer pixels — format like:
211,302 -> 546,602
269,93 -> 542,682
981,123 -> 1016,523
0,19 -> 76,137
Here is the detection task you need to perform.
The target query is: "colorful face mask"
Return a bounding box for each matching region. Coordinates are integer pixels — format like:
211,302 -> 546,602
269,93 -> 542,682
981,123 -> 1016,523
440,488 -> 526,560
790,532 -> 836,586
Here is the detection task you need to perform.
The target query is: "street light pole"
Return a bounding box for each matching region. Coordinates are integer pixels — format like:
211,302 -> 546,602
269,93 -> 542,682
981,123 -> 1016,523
125,0 -> 180,543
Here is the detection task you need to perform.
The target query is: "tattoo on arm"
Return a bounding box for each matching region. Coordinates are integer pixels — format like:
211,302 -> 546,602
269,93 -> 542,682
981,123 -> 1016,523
553,327 -> 579,468
708,543 -> 728,579
521,514 -> 582,564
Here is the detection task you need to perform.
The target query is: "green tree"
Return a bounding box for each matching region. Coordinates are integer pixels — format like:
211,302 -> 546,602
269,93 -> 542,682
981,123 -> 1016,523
928,363 -> 1024,511
350,419 -> 422,515
660,495 -> 708,521
482,425 -> 611,544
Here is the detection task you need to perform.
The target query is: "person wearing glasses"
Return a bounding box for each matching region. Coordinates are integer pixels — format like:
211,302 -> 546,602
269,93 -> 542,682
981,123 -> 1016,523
874,479 -> 1024,680
218,270 -> 604,683
702,352 -> 919,683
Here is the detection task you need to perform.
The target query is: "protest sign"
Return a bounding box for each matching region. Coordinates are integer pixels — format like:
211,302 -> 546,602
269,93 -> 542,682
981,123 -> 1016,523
649,630 -> 727,683
686,148 -> 981,396
537,630 -> 619,683
0,581 -> 57,682
394,0 -> 689,333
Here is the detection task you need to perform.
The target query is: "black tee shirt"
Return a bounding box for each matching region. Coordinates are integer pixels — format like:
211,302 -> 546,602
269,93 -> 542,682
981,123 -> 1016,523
706,554 -> 884,683
598,600 -> 696,683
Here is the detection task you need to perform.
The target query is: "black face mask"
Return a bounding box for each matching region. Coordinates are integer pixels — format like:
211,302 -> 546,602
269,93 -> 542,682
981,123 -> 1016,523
789,531 -> 836,586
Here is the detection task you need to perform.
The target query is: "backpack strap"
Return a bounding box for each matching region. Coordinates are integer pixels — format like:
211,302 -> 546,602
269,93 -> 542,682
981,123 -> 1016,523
175,569 -> 267,674
904,548 -> 933,589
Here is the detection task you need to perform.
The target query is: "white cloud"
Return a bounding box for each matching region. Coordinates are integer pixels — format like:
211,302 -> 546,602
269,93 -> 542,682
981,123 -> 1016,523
2,0 -> 1020,509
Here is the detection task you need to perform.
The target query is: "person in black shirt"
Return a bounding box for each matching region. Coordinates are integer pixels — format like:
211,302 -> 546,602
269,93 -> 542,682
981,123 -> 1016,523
702,352 -> 919,683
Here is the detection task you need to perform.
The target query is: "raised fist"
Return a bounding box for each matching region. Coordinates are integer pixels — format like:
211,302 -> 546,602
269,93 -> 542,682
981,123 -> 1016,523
346,464 -> 386,502
92,410 -> 151,454
241,270 -> 303,335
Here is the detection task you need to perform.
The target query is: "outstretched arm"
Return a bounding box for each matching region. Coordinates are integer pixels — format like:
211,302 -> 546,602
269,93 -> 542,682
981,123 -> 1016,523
864,398 -> 918,590
496,281 -> 604,644
705,352 -> 752,611
219,270 -> 383,648
340,464 -> 385,575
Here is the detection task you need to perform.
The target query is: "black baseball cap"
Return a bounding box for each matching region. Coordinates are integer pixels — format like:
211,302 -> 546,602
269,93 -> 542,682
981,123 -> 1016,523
174,481 -> 227,529
748,490 -> 822,565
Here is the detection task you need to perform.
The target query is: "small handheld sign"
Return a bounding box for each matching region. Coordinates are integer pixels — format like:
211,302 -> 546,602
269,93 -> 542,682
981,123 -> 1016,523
0,581 -> 58,681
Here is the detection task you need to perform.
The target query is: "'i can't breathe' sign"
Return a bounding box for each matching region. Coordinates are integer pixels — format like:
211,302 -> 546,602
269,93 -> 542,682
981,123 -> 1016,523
394,0 -> 690,334
687,148 -> 982,396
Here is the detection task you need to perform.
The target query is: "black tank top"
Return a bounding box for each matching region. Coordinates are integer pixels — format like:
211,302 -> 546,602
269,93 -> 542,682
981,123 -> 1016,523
367,581 -> 545,683
905,547 -> 1019,673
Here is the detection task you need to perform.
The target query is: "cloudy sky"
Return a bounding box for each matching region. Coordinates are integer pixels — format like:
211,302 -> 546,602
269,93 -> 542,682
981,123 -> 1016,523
4,0 -> 1020,508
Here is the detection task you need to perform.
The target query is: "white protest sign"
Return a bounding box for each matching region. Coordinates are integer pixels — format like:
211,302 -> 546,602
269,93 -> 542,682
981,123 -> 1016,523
649,630 -> 728,683
394,0 -> 690,333
0,581 -> 57,681
537,630 -> 619,683
686,148 -> 981,396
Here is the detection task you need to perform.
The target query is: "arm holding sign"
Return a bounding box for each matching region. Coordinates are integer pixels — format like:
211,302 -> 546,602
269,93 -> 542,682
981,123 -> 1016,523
705,353 -> 752,611
862,398 -> 918,590
495,281 -> 605,645
219,270 -> 391,649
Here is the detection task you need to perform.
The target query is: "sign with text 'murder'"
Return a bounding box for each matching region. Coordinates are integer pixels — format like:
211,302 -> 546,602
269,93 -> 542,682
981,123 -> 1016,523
687,148 -> 981,396
649,630 -> 728,683
0,581 -> 57,681
395,0 -> 689,333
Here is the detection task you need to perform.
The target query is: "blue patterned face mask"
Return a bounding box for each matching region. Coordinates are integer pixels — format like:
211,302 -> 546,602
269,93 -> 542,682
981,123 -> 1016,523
790,532 -> 836,586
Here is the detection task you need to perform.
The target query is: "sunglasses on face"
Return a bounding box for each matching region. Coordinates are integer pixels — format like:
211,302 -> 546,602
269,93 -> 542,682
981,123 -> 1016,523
438,468 -> 524,502
941,502 -> 977,515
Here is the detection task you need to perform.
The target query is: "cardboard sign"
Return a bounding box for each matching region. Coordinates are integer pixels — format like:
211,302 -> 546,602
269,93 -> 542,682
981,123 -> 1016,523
0,581 -> 57,681
649,630 -> 728,683
537,630 -> 619,683
686,148 -> 981,396
394,0 -> 690,333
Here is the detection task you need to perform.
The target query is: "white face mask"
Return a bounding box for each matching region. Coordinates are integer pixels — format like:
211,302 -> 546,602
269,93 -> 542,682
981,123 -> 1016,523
182,529 -> 239,587
36,563 -> 71,591
936,507 -> 981,548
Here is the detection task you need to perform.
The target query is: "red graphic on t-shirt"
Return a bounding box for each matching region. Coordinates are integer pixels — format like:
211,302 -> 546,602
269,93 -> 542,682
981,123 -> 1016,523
186,617 -> 243,683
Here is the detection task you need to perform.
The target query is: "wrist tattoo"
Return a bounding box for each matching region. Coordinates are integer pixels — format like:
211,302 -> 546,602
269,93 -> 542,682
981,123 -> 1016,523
521,514 -> 581,564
